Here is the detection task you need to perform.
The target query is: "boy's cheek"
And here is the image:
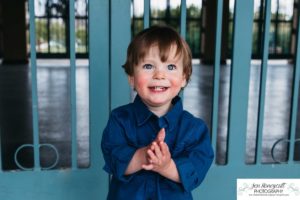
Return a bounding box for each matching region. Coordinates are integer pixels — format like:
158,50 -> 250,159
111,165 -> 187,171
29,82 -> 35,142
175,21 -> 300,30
170,79 -> 186,88
135,77 -> 149,88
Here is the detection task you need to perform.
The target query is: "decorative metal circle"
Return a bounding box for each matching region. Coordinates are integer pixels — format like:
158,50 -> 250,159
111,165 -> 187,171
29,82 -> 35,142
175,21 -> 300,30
14,143 -> 59,171
14,144 -> 34,170
39,143 -> 60,170
271,138 -> 300,164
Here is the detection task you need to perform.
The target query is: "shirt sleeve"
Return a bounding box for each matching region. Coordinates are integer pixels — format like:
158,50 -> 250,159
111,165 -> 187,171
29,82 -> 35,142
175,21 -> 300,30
173,120 -> 214,192
101,112 -> 137,182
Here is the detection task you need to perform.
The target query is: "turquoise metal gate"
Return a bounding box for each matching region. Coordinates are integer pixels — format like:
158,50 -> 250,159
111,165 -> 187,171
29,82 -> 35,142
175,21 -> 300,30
0,0 -> 299,199
198,0 -> 300,199
0,0 -> 114,199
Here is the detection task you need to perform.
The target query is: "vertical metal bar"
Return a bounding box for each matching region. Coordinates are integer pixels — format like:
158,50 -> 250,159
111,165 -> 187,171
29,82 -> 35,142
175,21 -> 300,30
86,0 -> 89,53
144,0 -> 150,29
29,0 -> 41,171
89,0 -> 110,171
110,0 -> 131,109
288,1 -> 300,163
69,0 -> 78,169
0,128 -> 2,172
180,0 -> 186,39
211,0 -> 223,158
256,0 -> 271,164
89,0 -> 111,192
178,0 -> 187,99
46,1 -> 51,54
227,0 -> 254,165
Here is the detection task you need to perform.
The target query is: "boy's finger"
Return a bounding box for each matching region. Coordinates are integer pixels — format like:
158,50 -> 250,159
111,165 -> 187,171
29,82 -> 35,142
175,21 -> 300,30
156,128 -> 165,142
147,149 -> 158,163
159,141 -> 169,156
153,142 -> 162,159
150,143 -> 155,151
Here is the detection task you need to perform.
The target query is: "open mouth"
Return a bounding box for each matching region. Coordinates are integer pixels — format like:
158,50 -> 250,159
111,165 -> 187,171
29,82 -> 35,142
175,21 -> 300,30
149,86 -> 168,92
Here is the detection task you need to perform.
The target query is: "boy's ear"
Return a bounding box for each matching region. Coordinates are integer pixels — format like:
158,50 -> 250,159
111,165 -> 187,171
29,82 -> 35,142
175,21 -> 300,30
128,76 -> 134,87
181,75 -> 187,88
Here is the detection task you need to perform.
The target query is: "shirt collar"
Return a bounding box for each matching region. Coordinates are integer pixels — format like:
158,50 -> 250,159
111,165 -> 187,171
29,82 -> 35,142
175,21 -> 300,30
163,96 -> 183,131
133,95 -> 153,126
133,95 -> 183,131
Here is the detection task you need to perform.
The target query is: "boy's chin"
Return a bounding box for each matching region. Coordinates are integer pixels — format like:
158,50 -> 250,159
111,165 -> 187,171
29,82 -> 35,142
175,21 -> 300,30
144,98 -> 172,107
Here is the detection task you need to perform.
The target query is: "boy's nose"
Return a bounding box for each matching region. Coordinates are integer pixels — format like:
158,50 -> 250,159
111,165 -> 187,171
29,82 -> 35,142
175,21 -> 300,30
153,69 -> 166,79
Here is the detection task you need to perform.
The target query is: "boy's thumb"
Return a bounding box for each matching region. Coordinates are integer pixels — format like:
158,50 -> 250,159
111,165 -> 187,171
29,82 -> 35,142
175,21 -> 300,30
157,128 -> 166,142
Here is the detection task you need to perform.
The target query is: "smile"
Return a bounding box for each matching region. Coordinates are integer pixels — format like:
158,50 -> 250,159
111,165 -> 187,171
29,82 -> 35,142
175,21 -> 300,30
149,86 -> 168,92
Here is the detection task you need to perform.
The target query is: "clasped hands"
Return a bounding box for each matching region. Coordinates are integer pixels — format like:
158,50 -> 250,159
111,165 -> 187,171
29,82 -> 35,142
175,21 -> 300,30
142,128 -> 172,173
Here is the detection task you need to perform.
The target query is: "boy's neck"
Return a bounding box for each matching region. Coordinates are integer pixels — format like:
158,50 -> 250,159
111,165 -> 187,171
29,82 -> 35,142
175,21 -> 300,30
147,103 -> 172,117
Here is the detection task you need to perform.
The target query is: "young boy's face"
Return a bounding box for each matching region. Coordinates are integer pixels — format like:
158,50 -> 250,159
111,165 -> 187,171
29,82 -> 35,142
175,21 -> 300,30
128,45 -> 187,112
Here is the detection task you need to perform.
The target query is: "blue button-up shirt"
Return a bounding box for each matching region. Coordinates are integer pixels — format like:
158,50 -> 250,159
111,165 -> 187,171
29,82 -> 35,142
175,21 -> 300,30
101,95 -> 214,200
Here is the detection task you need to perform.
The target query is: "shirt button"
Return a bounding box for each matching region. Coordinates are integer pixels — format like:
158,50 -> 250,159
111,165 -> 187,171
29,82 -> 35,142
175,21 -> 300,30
190,171 -> 195,177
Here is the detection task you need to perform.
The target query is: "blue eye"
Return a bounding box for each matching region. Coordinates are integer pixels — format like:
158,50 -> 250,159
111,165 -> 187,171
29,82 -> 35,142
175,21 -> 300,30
167,64 -> 176,70
143,64 -> 153,70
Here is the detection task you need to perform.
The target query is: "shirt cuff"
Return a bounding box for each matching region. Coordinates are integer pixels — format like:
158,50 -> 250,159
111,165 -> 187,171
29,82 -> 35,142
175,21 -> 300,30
111,145 -> 137,182
174,157 -> 201,192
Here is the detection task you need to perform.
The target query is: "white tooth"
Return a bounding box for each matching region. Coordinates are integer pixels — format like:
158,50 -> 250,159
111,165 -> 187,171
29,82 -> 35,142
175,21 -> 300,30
152,86 -> 165,91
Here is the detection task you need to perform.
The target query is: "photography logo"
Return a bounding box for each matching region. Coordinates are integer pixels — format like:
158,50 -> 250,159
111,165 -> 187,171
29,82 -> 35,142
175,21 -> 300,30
237,179 -> 300,200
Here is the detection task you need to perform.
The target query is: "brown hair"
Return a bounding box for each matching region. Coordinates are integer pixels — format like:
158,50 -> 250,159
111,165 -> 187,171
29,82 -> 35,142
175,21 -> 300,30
123,25 -> 192,83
